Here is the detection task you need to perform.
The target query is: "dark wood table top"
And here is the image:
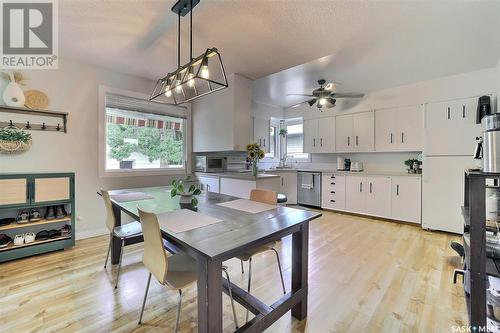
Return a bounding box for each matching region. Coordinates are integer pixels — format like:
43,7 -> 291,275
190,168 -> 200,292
109,186 -> 322,261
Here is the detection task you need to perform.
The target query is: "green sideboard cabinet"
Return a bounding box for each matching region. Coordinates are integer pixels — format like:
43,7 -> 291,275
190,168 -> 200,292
0,172 -> 75,262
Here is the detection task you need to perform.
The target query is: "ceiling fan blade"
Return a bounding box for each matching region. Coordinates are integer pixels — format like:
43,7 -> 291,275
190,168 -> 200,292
289,99 -> 316,108
286,94 -> 315,97
308,98 -> 317,106
326,97 -> 336,108
324,82 -> 341,92
332,92 -> 365,98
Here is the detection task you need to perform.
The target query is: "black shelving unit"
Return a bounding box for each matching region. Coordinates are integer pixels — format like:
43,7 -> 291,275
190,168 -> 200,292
463,170 -> 500,330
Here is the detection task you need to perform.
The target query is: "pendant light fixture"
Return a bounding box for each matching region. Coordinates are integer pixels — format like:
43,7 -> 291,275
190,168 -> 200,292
150,0 -> 228,105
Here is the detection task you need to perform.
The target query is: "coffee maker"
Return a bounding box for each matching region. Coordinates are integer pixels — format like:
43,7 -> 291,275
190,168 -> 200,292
474,95 -> 500,172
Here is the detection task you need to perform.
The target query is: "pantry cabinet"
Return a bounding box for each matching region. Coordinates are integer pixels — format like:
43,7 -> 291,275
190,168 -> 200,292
375,105 -> 423,152
335,111 -> 374,152
303,117 -> 335,153
425,96 -> 482,156
391,176 -> 421,223
253,117 -> 270,153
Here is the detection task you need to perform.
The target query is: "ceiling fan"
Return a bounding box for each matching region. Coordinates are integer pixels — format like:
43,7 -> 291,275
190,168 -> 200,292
287,79 -> 364,110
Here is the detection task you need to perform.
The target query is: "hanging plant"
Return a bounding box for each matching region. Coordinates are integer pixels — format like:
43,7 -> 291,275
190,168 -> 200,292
0,126 -> 32,153
279,128 -> 288,137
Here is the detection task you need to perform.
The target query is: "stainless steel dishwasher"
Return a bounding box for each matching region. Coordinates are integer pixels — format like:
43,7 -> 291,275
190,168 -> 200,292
297,171 -> 321,207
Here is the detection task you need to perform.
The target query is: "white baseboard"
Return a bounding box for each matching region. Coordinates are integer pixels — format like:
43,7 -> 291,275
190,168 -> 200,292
76,227 -> 108,240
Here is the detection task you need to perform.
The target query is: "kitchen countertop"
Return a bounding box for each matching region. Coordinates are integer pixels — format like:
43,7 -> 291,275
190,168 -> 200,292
264,168 -> 422,177
194,171 -> 280,180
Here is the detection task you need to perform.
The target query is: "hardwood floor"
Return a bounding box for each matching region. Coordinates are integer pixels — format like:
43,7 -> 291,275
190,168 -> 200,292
0,211 -> 467,332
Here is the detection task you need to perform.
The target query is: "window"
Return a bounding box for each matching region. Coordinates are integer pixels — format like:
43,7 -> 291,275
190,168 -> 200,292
99,87 -> 189,177
285,118 -> 309,160
265,125 -> 277,158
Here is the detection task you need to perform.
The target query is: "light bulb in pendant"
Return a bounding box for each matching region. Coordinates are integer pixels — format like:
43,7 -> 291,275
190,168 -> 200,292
200,58 -> 209,79
175,73 -> 182,93
164,79 -> 172,97
187,68 -> 195,87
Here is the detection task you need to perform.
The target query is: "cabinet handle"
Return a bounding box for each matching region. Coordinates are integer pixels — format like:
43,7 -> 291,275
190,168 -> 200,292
313,138 -> 316,147
330,176 -> 336,179
330,191 -> 335,194
263,138 -> 265,147
369,182 -> 372,193
356,135 -> 359,146
347,136 -> 350,146
396,184 -> 399,196
330,199 -> 336,203
281,177 -> 284,186
320,138 -> 323,147
390,133 -> 393,144
359,182 -> 362,192
331,182 -> 336,185
462,105 -> 465,118
401,132 -> 404,143
447,107 -> 451,119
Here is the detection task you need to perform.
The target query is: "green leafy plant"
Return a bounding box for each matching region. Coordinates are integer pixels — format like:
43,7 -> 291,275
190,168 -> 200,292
0,127 -> 31,143
279,128 -> 288,137
170,175 -> 202,207
404,158 -> 421,168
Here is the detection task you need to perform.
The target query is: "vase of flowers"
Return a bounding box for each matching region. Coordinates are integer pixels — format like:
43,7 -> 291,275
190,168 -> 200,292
247,143 -> 265,177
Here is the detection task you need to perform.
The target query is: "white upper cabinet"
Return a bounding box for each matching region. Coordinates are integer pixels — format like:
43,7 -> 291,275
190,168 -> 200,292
375,105 -> 423,152
336,111 -> 374,152
425,96 -> 482,156
193,74 -> 252,152
253,117 -> 270,153
303,117 -> 335,153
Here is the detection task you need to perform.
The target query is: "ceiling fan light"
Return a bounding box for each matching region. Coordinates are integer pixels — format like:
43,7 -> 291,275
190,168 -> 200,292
319,97 -> 327,106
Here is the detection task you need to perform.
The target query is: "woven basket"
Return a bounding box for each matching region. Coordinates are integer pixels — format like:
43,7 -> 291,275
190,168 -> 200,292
0,139 -> 32,153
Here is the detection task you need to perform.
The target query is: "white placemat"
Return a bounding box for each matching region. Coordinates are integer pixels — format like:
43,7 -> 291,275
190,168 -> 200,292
110,191 -> 154,202
157,209 -> 223,234
216,199 -> 277,214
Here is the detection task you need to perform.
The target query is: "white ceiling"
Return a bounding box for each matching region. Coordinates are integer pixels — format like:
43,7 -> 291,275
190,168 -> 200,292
60,1 -> 500,107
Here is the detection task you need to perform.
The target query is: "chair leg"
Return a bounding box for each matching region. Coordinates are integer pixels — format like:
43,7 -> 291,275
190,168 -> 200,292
103,234 -> 112,269
240,259 -> 244,274
245,257 -> 252,323
222,267 -> 239,329
138,272 -> 152,325
115,238 -> 125,289
174,289 -> 183,333
271,248 -> 286,294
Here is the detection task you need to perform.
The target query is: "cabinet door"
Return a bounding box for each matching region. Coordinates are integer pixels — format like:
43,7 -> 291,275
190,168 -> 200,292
391,177 -> 421,223
335,115 -> 353,152
220,178 -> 255,199
254,118 -> 270,153
303,118 -> 318,153
317,116 -> 335,153
198,176 -> 220,193
280,172 -> 297,204
353,112 -> 374,151
375,108 -> 398,152
398,105 -> 423,151
0,177 -> 29,207
34,176 -> 71,203
345,175 -> 365,212
454,97 -> 482,155
364,177 -> 391,217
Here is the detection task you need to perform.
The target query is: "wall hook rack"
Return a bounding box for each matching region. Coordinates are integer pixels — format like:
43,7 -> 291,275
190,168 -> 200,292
0,105 -> 68,133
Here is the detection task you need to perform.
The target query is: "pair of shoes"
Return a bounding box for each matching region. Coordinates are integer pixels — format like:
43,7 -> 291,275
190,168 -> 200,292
0,217 -> 15,226
45,205 -> 67,220
35,229 -> 61,241
61,225 -> 72,237
0,234 -> 12,248
13,232 -> 35,246
16,209 -> 41,224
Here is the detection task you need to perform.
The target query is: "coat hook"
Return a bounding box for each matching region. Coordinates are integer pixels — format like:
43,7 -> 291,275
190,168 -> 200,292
26,121 -> 31,129
8,120 -> 14,128
41,122 -> 46,130
56,123 -> 61,131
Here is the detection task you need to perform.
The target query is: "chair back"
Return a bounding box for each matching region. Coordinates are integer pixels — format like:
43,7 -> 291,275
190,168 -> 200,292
100,189 -> 116,232
138,208 -> 169,284
250,189 -> 277,205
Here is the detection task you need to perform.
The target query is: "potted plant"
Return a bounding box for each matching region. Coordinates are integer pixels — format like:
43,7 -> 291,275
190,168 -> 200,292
246,143 -> 265,176
0,126 -> 32,153
404,158 -> 421,174
170,175 -> 202,209
279,128 -> 288,138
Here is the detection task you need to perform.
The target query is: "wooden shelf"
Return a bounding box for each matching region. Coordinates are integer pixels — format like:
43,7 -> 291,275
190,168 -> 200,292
0,216 -> 71,231
0,105 -> 68,133
0,235 -> 71,252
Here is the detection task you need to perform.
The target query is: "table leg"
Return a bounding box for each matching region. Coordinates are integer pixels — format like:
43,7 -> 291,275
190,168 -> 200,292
197,257 -> 223,333
110,203 -> 122,265
291,221 -> 309,320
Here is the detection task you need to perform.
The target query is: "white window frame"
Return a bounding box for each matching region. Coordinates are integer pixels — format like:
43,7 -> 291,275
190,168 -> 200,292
262,117 -> 280,161
284,117 -> 311,163
98,85 -> 192,178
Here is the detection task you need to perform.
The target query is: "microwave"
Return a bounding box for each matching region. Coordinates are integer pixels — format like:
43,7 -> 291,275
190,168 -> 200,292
195,156 -> 226,173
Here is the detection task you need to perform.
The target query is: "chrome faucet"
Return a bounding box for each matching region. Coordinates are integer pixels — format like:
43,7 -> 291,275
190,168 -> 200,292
280,154 -> 288,168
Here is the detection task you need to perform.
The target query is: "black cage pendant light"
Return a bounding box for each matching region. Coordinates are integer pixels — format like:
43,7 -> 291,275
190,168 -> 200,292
150,0 -> 228,105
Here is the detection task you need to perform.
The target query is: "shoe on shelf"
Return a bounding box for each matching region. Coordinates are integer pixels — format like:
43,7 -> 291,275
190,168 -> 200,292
35,230 -> 49,241
13,234 -> 24,246
61,225 -> 72,237
0,217 -> 15,226
55,206 -> 66,219
16,210 -> 29,224
48,229 -> 61,239
0,234 -> 12,248
45,206 -> 55,220
29,209 -> 41,222
24,232 -> 35,244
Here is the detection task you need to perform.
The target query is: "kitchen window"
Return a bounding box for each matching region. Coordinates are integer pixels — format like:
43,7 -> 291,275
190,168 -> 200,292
98,86 -> 189,177
285,118 -> 310,161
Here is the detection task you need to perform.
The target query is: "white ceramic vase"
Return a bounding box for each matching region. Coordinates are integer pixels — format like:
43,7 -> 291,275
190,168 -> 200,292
3,82 -> 25,107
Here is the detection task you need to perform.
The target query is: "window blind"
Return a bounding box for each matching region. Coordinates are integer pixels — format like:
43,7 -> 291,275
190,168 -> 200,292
105,93 -> 187,119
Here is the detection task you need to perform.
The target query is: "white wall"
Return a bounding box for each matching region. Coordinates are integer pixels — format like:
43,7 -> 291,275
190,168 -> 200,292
0,58 -> 186,239
252,101 -> 284,120
285,68 -> 497,171
497,59 -> 500,110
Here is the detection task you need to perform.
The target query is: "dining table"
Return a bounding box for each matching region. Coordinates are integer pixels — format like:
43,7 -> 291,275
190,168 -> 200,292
104,186 -> 322,332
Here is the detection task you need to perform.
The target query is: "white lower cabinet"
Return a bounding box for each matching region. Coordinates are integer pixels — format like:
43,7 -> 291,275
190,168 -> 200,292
322,173 -> 421,224
391,176 -> 421,224
197,175 -> 220,193
276,171 -> 297,205
220,177 -> 280,199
